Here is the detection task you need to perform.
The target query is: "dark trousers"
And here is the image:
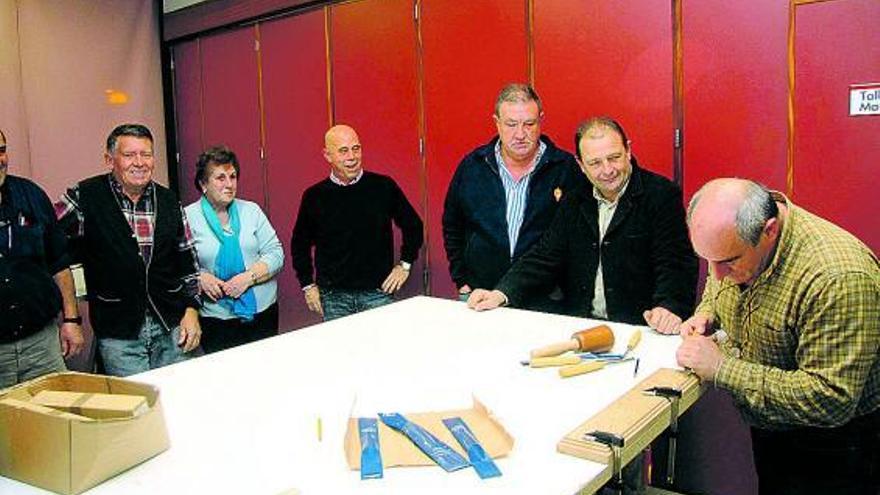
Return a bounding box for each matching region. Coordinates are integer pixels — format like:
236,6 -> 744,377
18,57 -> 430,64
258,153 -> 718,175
751,409 -> 880,495
200,303 -> 279,354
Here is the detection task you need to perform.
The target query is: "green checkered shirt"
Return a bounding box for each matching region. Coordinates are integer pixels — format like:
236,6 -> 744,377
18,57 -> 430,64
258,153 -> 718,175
697,193 -> 880,429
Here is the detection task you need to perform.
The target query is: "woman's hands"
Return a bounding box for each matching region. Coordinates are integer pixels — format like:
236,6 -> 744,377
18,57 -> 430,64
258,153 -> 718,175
199,270 -> 254,301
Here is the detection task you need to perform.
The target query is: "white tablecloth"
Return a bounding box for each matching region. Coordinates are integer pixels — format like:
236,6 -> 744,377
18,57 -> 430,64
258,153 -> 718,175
1,296 -> 686,495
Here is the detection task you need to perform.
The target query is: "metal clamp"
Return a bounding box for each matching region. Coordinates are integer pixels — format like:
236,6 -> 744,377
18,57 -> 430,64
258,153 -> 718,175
643,386 -> 682,487
584,430 -> 625,494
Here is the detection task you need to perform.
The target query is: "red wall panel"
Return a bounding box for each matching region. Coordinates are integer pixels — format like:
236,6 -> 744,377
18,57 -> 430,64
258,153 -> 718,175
172,39 -> 204,205
682,0 -> 789,199
793,0 -> 879,251
200,27 -> 265,209
421,0 -> 529,297
260,10 -> 330,331
535,0 -> 673,177
330,0 -> 425,299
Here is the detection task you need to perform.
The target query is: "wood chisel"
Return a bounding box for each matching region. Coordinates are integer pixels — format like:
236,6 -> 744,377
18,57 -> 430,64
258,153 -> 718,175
559,357 -> 635,378
625,330 -> 642,356
521,352 -> 627,367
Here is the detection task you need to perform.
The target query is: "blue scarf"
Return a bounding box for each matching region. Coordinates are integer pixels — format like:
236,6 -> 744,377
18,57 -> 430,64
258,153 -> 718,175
200,197 -> 257,321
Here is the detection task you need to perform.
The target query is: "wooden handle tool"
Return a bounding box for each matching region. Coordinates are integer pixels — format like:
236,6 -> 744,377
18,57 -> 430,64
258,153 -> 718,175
559,357 -> 634,378
527,355 -> 582,368
627,330 -> 642,353
530,325 -> 614,359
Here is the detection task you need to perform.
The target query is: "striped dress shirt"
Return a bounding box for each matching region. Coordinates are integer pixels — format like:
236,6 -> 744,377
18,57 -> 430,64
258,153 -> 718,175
495,141 -> 546,257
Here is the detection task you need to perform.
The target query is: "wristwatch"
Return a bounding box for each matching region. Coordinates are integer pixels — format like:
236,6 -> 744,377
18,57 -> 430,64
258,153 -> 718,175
62,316 -> 83,325
399,261 -> 411,271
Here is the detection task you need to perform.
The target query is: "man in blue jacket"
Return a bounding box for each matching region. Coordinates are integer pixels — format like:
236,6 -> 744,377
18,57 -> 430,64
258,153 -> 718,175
442,83 -> 584,311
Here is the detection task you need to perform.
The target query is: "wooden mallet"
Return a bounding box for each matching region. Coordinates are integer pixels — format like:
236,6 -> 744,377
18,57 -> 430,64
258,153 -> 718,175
529,325 -> 614,359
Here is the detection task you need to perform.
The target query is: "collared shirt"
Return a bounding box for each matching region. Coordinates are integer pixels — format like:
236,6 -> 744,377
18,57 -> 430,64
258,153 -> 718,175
0,175 -> 69,341
590,180 -> 630,319
700,192 -> 880,429
495,141 -> 546,256
55,174 -> 201,301
329,169 -> 364,187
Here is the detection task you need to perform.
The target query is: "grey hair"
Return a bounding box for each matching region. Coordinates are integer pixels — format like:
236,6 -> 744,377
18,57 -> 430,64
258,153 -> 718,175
688,179 -> 778,246
106,124 -> 153,154
494,83 -> 542,116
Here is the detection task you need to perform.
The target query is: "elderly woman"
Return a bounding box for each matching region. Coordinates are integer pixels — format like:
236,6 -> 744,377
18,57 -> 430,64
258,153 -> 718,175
185,146 -> 284,353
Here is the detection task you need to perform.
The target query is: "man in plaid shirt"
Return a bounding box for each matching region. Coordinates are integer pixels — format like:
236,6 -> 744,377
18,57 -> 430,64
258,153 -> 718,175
57,124 -> 202,376
676,178 -> 879,495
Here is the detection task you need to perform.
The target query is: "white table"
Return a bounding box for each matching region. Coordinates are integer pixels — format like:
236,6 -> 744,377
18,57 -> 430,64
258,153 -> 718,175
1,296 -> 687,494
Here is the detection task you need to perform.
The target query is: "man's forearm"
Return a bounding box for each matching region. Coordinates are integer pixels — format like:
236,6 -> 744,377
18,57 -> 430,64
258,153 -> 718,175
53,268 -> 79,319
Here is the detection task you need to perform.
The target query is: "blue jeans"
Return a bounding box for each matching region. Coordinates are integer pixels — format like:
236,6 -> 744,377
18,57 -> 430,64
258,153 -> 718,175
320,288 -> 393,321
97,311 -> 192,377
0,322 -> 67,389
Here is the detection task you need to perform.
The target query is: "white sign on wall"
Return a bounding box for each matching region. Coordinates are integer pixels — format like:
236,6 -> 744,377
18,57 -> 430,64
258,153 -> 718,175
850,83 -> 880,116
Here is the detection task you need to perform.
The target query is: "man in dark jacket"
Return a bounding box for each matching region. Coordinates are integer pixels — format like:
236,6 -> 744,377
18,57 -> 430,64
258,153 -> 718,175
0,128 -> 83,388
468,117 -> 698,333
442,83 -> 584,311
57,124 -> 202,376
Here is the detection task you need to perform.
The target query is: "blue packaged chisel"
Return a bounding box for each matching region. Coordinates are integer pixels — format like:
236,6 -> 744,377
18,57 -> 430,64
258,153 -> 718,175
442,417 -> 502,479
378,413 -> 470,472
358,417 -> 383,480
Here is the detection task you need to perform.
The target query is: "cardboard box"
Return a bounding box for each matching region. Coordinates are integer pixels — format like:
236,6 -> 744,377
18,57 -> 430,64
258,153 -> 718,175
0,398 -> 95,423
0,372 -> 170,495
31,390 -> 149,420
343,398 -> 514,470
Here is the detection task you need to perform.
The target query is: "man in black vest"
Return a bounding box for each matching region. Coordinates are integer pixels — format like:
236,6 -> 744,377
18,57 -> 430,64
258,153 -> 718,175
0,128 -> 84,388
57,124 -> 201,376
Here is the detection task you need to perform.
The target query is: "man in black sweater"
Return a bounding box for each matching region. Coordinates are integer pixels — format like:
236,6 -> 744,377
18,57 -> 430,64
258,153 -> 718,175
290,125 -> 423,321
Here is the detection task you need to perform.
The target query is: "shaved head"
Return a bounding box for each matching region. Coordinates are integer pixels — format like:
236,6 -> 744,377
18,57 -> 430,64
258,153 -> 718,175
325,125 -> 357,148
323,124 -> 363,184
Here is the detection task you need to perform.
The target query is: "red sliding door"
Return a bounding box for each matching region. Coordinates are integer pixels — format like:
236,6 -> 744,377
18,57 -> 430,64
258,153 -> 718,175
260,10 -> 331,331
420,0 -> 529,297
171,39 -> 204,206
793,0 -> 880,251
330,0 -> 425,299
535,0 -> 674,178
200,27 -> 265,209
682,0 -> 789,199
